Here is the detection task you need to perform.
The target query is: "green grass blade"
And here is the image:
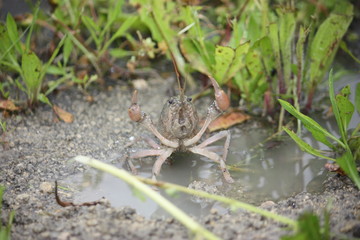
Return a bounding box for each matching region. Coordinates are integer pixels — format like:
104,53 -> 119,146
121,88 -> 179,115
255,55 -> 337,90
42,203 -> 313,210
74,156 -> 220,240
278,99 -> 343,148
81,15 -> 100,48
101,15 -> 138,56
283,127 -> 335,161
40,35 -> 67,82
328,69 -> 347,143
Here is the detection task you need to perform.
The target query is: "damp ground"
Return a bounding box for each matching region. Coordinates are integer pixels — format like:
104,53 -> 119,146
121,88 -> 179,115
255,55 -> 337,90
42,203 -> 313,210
1,75 -> 359,239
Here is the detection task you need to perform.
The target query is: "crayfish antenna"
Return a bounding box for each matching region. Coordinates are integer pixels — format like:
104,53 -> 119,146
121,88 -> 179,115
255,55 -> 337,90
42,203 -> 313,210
170,50 -> 185,102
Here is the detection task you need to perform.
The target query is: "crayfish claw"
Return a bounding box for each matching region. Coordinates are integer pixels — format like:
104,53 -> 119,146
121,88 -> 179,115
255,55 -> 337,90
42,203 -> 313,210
128,90 -> 142,122
208,76 -> 230,111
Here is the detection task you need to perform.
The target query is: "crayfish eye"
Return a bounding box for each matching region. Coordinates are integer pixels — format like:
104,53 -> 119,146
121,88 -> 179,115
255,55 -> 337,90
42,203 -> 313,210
168,99 -> 174,104
186,97 -> 192,102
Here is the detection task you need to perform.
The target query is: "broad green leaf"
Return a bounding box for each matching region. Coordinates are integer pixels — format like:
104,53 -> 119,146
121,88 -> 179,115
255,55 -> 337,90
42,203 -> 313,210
214,43 -> 250,85
308,6 -> 353,86
214,46 -> 235,84
245,47 -> 263,79
279,99 -> 336,148
6,13 -> 22,54
247,13 -> 262,42
228,18 -> 243,49
63,35 -> 73,66
336,92 -> 354,131
0,24 -> 18,67
336,151 -> 360,188
22,51 -> 42,102
283,127 -> 335,161
356,83 -> 360,115
278,12 -> 295,85
228,42 -> 250,79
257,36 -> 274,74
268,23 -> 281,75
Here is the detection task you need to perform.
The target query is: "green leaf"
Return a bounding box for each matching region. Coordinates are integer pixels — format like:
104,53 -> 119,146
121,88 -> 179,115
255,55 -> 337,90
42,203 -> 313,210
109,48 -> 134,58
278,12 -> 295,85
283,127 -> 335,161
6,13 -> 22,54
0,24 -> 21,72
214,46 -> 235,84
336,151 -> 360,188
245,46 -> 263,79
180,38 -> 209,74
355,83 -> 360,115
282,212 -> 324,240
21,51 -> 42,102
308,7 -> 353,86
81,15 -> 100,47
103,0 -> 124,37
268,23 -> 281,77
279,99 -> 337,149
340,41 -> 360,65
63,36 -> 73,66
335,86 -> 354,131
328,69 -> 347,146
214,43 -> 250,85
39,35 -> 67,88
103,15 -> 138,54
38,93 -> 52,106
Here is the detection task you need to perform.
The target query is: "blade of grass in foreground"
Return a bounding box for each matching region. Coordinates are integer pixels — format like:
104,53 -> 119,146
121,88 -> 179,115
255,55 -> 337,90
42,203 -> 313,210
74,156 -> 298,232
74,156 -> 220,240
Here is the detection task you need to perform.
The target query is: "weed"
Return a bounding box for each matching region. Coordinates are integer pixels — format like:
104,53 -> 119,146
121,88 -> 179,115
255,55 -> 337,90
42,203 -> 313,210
279,70 -> 360,189
0,12 -> 67,107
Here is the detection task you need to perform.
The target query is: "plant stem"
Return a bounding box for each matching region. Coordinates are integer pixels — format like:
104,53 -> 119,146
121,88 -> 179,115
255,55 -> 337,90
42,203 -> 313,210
135,176 -> 298,231
74,156 -> 220,240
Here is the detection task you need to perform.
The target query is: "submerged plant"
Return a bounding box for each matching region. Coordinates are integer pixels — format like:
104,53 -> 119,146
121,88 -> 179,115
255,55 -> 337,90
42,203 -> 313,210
279,70 -> 360,189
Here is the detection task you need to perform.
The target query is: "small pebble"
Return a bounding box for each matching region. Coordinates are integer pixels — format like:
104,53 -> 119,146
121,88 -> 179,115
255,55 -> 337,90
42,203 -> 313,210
133,79 -> 149,90
260,201 -> 276,209
16,193 -> 30,203
39,182 -> 53,193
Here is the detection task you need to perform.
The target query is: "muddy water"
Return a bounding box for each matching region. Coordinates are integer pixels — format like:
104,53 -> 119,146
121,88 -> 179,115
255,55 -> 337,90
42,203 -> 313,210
64,120 -> 328,218
65,75 -> 359,219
